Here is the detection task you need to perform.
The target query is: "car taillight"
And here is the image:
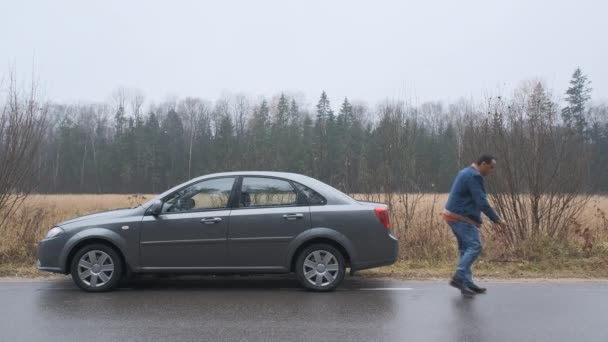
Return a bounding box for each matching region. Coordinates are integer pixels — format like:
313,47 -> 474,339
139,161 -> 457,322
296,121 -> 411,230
374,207 -> 390,229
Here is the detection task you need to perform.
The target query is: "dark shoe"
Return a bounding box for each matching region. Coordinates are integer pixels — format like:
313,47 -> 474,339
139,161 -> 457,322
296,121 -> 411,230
467,282 -> 487,294
449,276 -> 475,298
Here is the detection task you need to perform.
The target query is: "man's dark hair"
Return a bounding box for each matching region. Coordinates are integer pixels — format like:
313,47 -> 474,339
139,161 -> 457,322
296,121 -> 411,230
476,154 -> 496,165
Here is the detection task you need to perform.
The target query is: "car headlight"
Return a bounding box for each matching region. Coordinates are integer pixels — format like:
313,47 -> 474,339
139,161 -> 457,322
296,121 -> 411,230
46,227 -> 64,239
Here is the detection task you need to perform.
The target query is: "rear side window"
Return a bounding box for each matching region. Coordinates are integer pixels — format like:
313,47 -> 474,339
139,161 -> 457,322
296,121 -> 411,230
240,177 -> 297,207
294,182 -> 327,205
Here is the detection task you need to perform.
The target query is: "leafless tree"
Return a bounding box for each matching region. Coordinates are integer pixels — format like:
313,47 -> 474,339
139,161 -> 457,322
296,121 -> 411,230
110,88 -> 127,114
0,70 -> 47,227
179,97 -> 210,178
129,90 -> 145,118
464,82 -> 591,250
233,94 -> 250,140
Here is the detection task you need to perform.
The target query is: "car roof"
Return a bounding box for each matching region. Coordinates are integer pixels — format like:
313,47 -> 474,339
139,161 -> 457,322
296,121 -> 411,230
193,171 -> 308,180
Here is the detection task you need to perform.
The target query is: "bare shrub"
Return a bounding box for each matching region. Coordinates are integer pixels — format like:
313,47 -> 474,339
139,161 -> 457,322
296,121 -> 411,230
463,82 -> 590,249
0,70 -> 47,228
0,205 -> 47,263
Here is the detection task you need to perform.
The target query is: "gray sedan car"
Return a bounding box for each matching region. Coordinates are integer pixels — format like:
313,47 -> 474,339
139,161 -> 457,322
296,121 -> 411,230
37,172 -> 399,292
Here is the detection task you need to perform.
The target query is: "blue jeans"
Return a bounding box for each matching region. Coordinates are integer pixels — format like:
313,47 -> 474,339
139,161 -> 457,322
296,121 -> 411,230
448,220 -> 482,285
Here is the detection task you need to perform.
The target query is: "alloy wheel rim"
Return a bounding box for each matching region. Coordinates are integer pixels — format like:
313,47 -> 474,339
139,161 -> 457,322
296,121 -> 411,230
77,250 -> 114,287
303,250 -> 339,287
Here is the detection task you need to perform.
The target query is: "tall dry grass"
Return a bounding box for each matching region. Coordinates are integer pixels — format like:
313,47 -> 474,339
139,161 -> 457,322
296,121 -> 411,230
354,193 -> 608,263
0,194 -> 151,264
1,193 -> 607,265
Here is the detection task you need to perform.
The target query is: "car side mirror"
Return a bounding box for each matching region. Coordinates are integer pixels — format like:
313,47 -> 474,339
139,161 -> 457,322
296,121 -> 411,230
147,200 -> 163,216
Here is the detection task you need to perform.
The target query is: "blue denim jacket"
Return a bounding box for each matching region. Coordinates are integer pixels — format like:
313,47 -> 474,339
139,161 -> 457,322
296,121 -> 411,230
445,166 -> 500,225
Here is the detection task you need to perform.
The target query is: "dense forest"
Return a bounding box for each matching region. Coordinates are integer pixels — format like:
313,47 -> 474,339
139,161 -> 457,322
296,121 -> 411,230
14,68 -> 608,195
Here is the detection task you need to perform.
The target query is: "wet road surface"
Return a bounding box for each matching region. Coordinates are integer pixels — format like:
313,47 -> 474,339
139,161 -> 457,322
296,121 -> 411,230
0,275 -> 607,342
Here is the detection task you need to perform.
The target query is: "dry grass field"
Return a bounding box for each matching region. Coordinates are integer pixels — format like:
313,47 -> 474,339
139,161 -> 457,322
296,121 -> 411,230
1,193 -> 607,278
0,194 -> 152,267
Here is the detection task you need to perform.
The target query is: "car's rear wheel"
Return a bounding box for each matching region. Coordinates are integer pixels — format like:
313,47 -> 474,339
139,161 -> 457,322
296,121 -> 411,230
295,243 -> 346,292
70,244 -> 123,292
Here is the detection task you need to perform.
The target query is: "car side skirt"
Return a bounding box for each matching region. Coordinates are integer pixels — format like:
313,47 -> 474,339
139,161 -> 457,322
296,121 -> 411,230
136,266 -> 288,274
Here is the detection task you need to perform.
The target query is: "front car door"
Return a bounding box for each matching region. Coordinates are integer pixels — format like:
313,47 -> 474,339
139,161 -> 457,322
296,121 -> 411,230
228,176 -> 311,268
139,177 -> 236,270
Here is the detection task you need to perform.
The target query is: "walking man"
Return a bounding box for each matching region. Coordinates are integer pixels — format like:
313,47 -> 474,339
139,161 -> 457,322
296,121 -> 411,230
443,154 -> 505,297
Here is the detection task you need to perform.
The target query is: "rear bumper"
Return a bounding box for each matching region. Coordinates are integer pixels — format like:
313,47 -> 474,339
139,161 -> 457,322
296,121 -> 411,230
352,233 -> 399,271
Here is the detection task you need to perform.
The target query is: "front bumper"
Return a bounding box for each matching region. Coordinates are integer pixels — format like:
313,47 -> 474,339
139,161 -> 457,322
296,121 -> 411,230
36,260 -> 63,273
37,235 -> 67,273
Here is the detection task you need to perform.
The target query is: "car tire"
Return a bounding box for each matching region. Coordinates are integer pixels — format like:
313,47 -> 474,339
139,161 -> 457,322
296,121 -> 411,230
70,243 -> 123,292
295,243 -> 346,292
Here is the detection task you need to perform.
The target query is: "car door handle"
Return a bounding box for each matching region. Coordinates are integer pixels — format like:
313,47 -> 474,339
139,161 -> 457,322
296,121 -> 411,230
282,213 -> 304,220
201,217 -> 222,224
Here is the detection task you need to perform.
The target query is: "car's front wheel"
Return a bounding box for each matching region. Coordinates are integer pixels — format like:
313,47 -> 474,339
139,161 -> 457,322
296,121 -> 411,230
70,244 -> 123,292
295,243 -> 346,292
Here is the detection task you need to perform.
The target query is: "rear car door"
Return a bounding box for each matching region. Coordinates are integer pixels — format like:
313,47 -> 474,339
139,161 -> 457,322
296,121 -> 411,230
228,176 -> 311,268
139,177 -> 236,269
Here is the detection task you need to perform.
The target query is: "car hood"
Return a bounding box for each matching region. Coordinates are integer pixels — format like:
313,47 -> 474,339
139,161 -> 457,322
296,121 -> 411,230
57,207 -> 140,227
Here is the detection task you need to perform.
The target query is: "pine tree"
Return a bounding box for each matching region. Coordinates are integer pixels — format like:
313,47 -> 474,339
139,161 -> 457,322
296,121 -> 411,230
301,114 -> 315,176
143,112 -> 162,192
562,67 -> 592,135
271,94 -> 290,170
314,91 -> 333,182
316,91 -> 332,122
276,94 -> 289,128
334,98 -> 353,190
284,99 -> 304,172
288,99 -> 299,126
193,111 -> 213,176
249,100 -> 270,169
347,105 -> 366,192
215,114 -> 236,171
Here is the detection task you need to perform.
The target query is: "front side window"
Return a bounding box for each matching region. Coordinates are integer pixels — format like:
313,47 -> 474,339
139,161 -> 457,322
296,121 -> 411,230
240,177 -> 297,207
163,177 -> 235,213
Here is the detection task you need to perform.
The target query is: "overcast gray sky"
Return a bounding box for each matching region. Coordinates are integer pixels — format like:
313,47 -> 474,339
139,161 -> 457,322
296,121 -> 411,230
1,0 -> 606,107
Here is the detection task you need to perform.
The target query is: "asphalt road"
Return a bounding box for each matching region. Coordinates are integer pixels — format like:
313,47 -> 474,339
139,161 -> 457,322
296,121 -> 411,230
0,275 -> 606,342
